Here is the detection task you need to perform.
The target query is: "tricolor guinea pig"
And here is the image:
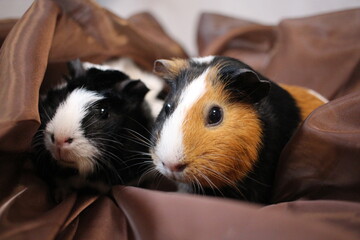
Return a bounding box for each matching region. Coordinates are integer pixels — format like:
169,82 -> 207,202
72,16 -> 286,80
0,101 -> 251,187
31,60 -> 153,201
150,56 -> 327,204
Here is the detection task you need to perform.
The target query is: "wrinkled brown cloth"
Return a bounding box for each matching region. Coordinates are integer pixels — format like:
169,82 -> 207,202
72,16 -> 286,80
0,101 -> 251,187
0,0 -> 359,238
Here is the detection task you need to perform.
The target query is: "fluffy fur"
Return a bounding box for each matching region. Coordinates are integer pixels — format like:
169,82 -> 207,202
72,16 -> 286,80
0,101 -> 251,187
31,60 -> 153,201
151,56 -> 326,203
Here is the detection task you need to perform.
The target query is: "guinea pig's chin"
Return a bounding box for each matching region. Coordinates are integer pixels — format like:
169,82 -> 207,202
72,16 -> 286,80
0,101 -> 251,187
55,156 -> 95,176
51,152 -> 83,169
157,166 -> 187,182
57,158 -> 77,167
52,153 -> 77,166
165,172 -> 187,183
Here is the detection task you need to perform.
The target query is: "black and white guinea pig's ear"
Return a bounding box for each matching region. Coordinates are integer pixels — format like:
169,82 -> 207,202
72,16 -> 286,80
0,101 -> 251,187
67,59 -> 86,79
118,80 -> 149,102
228,68 -> 271,103
88,70 -> 130,91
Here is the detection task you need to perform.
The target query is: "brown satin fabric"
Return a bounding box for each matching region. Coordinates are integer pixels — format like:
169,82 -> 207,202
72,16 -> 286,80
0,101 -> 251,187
0,19 -> 16,47
273,92 -> 360,203
0,0 -> 360,239
198,10 -> 360,100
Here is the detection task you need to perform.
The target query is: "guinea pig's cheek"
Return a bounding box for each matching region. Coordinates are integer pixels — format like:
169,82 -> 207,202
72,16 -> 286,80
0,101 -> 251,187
182,101 -> 263,188
68,138 -> 99,175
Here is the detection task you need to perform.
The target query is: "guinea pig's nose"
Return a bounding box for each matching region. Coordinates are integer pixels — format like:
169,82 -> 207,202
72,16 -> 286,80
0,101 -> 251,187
55,137 -> 74,146
162,162 -> 187,172
64,138 -> 74,144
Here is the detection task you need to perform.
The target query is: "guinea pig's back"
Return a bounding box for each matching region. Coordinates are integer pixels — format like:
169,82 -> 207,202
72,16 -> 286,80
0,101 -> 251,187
280,84 -> 327,120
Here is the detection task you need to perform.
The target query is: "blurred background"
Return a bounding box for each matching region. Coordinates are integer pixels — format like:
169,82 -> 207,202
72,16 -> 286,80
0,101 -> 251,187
0,0 -> 359,55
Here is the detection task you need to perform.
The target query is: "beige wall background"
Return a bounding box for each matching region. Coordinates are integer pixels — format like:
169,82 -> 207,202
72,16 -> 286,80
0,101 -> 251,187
0,0 -> 359,55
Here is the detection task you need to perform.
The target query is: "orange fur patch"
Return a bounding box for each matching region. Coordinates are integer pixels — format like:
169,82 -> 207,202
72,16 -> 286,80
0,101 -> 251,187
280,84 -> 326,120
182,68 -> 263,189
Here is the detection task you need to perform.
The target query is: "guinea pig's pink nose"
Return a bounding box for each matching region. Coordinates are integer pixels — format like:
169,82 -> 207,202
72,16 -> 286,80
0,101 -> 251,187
52,134 -> 74,146
162,162 -> 187,172
64,138 -> 74,144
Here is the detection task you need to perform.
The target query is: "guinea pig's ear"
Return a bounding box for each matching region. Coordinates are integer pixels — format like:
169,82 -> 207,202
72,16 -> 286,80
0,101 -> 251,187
67,59 -> 86,79
86,69 -> 130,90
153,59 -> 173,79
153,58 -> 188,81
118,80 -> 149,102
227,68 -> 271,103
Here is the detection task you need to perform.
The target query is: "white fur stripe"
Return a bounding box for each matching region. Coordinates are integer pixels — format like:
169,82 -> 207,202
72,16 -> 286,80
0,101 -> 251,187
192,56 -> 215,64
46,88 -> 103,138
154,68 -> 209,166
83,62 -> 112,71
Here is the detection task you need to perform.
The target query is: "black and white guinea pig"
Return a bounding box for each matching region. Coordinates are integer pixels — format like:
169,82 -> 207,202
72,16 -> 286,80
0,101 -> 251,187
150,56 -> 327,204
31,60 -> 153,200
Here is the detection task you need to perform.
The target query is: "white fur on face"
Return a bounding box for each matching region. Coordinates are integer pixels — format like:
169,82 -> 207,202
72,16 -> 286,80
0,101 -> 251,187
45,88 -> 103,176
191,56 -> 215,64
153,68 -> 209,176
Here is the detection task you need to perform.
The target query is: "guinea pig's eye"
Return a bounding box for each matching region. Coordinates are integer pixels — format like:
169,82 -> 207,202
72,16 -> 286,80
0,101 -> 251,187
164,103 -> 172,115
98,107 -> 109,119
206,105 -> 223,126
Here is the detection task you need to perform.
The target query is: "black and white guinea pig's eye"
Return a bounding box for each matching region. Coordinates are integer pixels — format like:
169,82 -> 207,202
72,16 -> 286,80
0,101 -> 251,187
164,103 -> 172,115
98,107 -> 109,119
206,105 -> 223,126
